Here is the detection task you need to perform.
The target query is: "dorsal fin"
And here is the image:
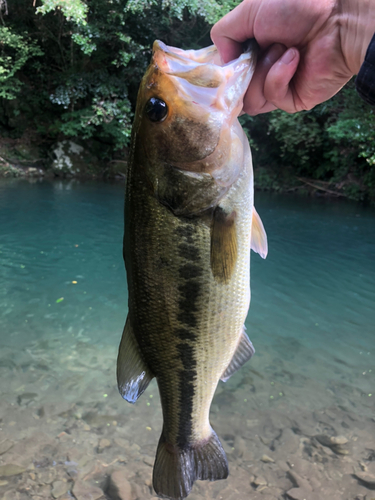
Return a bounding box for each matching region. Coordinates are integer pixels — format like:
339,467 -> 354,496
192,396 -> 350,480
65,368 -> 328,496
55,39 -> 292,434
251,207 -> 268,259
117,317 -> 154,403
221,326 -> 255,382
210,207 -> 238,284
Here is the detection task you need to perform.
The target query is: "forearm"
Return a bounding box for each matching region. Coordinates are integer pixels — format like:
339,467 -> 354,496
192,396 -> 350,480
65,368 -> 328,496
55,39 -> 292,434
339,0 -> 375,74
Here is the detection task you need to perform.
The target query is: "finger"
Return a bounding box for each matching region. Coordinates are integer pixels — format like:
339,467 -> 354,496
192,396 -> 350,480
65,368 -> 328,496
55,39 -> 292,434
211,0 -> 259,63
243,43 -> 287,115
263,48 -> 301,113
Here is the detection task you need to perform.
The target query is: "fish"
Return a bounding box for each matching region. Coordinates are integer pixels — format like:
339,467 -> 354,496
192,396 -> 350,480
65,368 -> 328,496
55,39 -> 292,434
117,39 -> 268,500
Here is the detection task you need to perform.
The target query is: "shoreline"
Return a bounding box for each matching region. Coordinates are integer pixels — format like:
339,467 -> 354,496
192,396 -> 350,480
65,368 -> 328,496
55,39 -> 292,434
0,158 -> 366,203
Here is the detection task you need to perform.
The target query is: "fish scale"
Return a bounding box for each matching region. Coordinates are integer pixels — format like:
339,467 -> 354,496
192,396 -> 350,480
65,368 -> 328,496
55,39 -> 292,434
117,39 -> 268,500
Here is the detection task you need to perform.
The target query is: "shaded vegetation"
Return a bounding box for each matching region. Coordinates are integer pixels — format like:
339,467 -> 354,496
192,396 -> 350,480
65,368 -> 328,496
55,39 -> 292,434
0,0 -> 374,202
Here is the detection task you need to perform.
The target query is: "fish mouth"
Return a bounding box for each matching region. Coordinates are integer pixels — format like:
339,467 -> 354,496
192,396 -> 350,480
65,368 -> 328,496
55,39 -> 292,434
152,40 -> 258,117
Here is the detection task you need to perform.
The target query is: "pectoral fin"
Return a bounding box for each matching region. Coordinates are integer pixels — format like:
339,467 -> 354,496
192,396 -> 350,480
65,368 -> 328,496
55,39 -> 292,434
117,317 -> 154,403
210,207 -> 237,284
251,207 -> 268,259
221,326 -> 255,382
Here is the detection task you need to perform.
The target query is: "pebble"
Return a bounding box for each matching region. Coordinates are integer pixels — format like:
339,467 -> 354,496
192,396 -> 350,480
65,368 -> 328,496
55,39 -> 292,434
0,440 -> 14,455
330,436 -> 348,445
253,476 -> 267,486
0,480 -> 8,486
277,429 -> 300,455
233,436 -> 247,458
106,470 -> 132,500
354,472 -> 375,489
287,470 -> 312,492
36,467 -> 57,484
261,454 -> 275,463
286,487 -> 321,500
0,464 -> 27,477
97,438 -> 111,453
334,446 -> 349,455
314,434 -> 349,454
277,460 -> 289,472
17,392 -> 38,405
72,480 -> 104,500
52,480 -> 69,498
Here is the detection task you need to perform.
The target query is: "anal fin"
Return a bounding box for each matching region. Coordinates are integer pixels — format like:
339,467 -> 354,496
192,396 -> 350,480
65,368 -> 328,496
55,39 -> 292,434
220,326 -> 255,382
117,317 -> 154,403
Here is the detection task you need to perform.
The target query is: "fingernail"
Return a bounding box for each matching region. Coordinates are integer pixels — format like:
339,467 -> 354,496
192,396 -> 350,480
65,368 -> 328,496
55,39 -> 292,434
281,48 -> 297,65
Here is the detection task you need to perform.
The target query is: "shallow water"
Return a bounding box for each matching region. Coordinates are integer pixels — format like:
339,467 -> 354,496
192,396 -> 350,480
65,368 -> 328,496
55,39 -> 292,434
0,178 -> 374,500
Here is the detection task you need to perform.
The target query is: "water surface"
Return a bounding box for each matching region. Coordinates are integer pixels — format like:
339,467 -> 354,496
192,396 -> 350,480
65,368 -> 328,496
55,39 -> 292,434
0,178 -> 374,500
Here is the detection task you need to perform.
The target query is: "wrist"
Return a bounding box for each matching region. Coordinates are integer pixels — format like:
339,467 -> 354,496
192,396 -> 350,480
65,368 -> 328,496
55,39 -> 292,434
339,0 -> 375,74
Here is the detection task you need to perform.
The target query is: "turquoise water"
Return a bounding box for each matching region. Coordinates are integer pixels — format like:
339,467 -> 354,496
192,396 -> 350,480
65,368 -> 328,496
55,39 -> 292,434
0,178 -> 374,500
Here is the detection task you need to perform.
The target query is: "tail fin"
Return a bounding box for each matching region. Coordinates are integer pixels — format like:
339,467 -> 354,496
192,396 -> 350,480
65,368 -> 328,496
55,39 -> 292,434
153,429 -> 228,500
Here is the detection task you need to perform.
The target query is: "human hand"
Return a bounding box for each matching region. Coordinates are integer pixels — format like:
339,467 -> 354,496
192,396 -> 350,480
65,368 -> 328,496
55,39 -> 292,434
211,0 -> 375,114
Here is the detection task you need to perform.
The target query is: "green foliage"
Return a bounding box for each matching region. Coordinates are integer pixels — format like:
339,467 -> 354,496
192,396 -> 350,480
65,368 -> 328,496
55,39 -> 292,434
243,82 -> 375,202
0,0 -> 237,154
36,0 -> 88,25
49,69 -> 132,148
125,0 -> 233,24
0,26 -> 43,99
0,0 -> 374,202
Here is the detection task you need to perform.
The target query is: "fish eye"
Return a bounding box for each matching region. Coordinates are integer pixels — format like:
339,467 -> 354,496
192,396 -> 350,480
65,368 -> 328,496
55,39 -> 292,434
145,97 -> 168,122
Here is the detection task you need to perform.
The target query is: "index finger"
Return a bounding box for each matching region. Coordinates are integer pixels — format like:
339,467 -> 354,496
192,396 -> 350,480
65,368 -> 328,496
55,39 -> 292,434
211,0 -> 258,63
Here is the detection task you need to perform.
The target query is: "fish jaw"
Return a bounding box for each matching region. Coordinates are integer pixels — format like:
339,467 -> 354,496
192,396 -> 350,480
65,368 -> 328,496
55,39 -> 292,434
133,40 -> 258,181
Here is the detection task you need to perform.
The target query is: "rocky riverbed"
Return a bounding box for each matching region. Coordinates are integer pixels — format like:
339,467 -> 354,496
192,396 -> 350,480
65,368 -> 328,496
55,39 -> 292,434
0,332 -> 374,500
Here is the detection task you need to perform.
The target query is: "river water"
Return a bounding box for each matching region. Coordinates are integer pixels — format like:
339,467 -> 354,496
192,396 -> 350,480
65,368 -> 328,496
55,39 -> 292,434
0,178 -> 374,500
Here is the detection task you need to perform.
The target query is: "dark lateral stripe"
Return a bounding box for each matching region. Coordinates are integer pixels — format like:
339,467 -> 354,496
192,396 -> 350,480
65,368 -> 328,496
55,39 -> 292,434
174,327 -> 197,342
178,243 -> 200,261
176,343 -> 197,449
175,221 -> 202,449
177,280 -> 200,328
175,225 -> 195,244
179,263 -> 202,280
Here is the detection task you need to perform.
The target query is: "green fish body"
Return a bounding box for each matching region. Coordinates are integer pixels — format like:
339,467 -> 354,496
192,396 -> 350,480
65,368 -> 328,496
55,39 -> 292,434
117,40 -> 267,500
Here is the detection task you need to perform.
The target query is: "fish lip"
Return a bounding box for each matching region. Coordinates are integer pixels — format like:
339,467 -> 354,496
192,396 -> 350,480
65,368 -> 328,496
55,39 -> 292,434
153,39 -> 258,71
152,39 -> 258,108
153,40 -> 219,65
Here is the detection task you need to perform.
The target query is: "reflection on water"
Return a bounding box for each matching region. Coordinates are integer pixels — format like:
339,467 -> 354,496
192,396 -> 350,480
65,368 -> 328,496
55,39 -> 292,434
0,178 -> 374,500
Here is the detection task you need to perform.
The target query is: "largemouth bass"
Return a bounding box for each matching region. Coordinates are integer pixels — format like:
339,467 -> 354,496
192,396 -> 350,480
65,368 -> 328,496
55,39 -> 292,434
117,40 -> 268,500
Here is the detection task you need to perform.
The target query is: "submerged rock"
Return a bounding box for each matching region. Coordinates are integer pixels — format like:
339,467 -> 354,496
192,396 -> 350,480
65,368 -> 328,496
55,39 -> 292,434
17,392 -> 38,405
287,470 -> 312,491
286,488 -> 321,500
0,464 -> 27,477
51,480 -> 70,498
97,438 -> 111,453
0,440 -> 14,455
354,472 -> 375,489
72,480 -> 104,500
314,434 -> 349,455
106,470 -> 133,500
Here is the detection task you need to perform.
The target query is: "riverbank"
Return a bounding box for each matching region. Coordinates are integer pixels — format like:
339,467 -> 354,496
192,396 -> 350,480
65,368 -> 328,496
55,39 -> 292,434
0,136 -> 367,202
